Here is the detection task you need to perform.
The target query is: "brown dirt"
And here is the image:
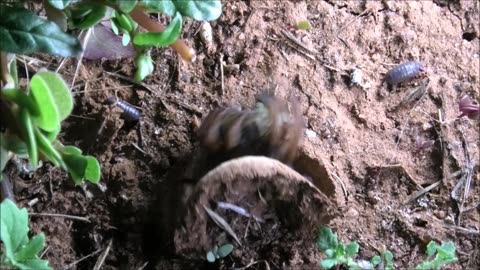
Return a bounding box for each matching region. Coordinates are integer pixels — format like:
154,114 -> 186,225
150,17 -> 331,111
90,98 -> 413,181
7,1 -> 479,270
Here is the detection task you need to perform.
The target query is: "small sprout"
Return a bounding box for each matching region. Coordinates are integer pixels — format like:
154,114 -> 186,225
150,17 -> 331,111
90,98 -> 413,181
459,95 -> 480,120
295,20 -> 312,30
415,241 -> 457,270
206,244 -> 234,263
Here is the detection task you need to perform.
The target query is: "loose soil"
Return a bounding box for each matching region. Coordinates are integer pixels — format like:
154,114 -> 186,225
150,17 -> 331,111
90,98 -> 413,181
7,1 -> 480,270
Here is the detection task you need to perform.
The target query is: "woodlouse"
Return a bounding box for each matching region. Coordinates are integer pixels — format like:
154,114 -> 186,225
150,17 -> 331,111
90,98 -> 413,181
385,61 -> 423,85
106,97 -> 141,121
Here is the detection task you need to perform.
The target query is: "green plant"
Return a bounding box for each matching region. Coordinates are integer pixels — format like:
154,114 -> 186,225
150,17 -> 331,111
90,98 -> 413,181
317,226 -> 363,269
0,199 -> 52,270
206,244 -> 233,263
317,226 -> 458,270
0,68 -> 101,184
415,241 -> 457,270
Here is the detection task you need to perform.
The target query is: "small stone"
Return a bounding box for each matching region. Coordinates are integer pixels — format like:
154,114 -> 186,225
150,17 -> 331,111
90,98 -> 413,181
433,210 -> 446,219
305,129 -> 317,139
238,33 -> 245,40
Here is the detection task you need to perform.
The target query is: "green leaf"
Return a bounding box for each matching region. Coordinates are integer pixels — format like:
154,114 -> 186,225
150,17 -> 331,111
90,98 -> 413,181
384,250 -> 394,262
296,20 -> 312,30
72,4 -> 107,29
110,18 -> 120,35
217,244 -> 233,258
0,6 -> 82,57
29,73 -> 60,132
14,234 -> 45,262
139,0 -> 177,16
9,56 -> 18,88
111,0 -> 138,13
173,0 -> 222,21
426,241 -> 437,258
371,256 -> 381,266
325,249 -> 334,258
114,13 -> 136,33
133,12 -> 182,47
317,226 -> 338,251
345,242 -> 359,257
134,53 -> 154,82
59,146 -> 82,155
62,154 -> 88,185
206,251 -> 216,263
439,241 -> 456,255
0,199 -> 29,262
122,32 -> 131,46
320,258 -> 337,269
19,109 -> 38,170
84,156 -> 101,184
34,71 -> 73,121
47,0 -> 81,10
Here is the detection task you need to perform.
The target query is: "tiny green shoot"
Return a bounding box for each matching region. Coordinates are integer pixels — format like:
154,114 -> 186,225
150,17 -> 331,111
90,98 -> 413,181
206,244 -> 234,263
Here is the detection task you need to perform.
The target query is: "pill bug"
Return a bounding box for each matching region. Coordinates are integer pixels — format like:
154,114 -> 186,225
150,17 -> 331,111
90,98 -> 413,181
385,61 -> 423,85
106,97 -> 141,121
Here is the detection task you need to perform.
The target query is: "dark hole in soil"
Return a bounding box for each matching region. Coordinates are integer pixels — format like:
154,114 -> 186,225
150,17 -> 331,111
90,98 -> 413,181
462,31 -> 477,41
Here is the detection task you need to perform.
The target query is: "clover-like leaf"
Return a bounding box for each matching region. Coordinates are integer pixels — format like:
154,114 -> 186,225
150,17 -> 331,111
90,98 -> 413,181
29,74 -> 60,132
133,12 -> 182,47
173,0 -> 222,21
138,0 -> 176,16
206,251 -> 216,263
33,71 -> 73,121
0,5 -> 82,57
218,244 -> 233,258
85,156 -> 101,183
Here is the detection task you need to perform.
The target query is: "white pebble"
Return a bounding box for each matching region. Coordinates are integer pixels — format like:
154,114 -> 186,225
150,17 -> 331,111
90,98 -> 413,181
306,129 -> 317,139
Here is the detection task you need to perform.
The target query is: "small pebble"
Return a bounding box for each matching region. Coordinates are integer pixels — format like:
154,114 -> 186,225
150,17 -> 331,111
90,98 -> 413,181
305,129 -> 317,139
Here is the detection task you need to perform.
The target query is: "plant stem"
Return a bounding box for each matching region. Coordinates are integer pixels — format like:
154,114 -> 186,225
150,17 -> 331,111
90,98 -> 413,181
0,52 -> 9,86
130,7 -> 196,62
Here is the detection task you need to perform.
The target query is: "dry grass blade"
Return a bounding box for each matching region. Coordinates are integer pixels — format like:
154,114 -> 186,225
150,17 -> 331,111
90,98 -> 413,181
443,225 -> 480,235
203,205 -> 242,246
93,239 -> 113,270
281,29 -> 318,55
105,71 -> 155,92
65,249 -> 102,269
400,78 -> 429,107
402,180 -> 441,205
28,212 -> 90,222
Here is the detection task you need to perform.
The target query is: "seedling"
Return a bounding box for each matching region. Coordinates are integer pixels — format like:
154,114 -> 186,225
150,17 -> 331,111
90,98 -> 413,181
317,226 -> 362,269
206,244 -> 234,263
0,199 -> 52,270
317,226 -> 458,270
415,241 -> 457,270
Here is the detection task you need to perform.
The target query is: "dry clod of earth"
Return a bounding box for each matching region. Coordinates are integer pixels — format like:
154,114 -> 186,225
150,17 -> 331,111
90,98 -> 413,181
175,156 -> 336,266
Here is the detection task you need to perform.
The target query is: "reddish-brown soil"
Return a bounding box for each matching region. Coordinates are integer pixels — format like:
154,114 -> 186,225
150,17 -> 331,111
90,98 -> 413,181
6,1 -> 480,269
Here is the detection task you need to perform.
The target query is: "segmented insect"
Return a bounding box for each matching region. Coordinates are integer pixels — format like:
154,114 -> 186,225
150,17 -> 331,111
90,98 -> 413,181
385,61 -> 423,85
197,93 -> 304,164
199,22 -> 213,50
106,97 -> 141,121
